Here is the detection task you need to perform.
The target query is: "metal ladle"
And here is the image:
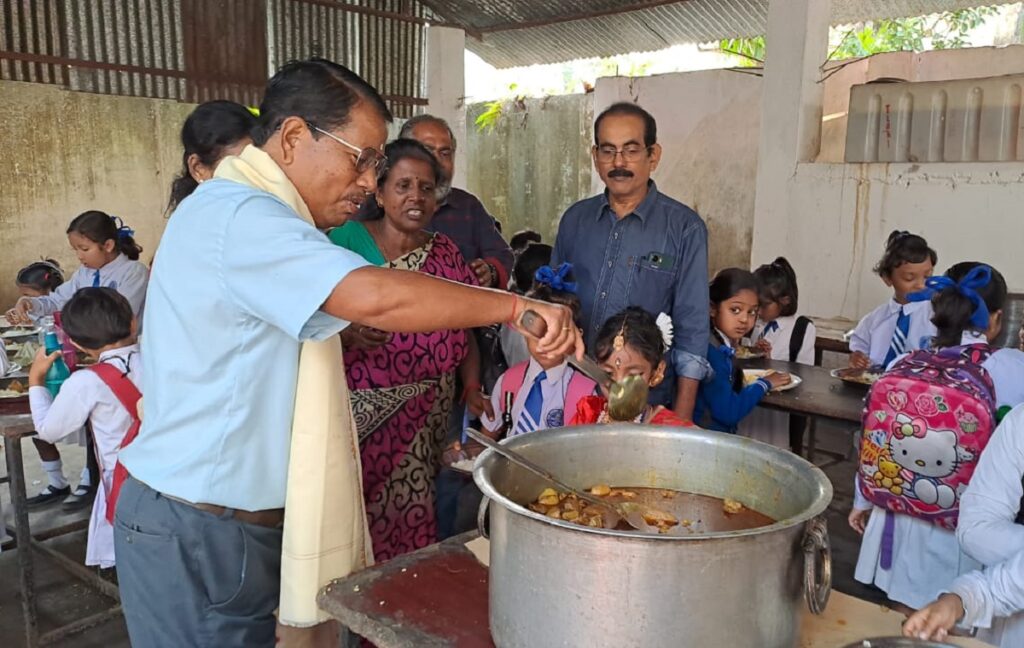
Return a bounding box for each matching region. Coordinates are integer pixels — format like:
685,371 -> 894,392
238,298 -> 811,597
519,311 -> 650,421
464,427 -> 672,533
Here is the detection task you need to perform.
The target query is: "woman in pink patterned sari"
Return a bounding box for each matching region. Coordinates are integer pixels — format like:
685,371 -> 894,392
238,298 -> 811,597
331,139 -> 487,561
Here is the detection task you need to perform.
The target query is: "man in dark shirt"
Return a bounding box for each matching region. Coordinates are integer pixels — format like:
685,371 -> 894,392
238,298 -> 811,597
358,114 -> 514,288
553,102 -> 710,422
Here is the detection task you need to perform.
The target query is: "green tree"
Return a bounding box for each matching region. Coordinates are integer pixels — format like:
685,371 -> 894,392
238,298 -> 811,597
717,7 -> 998,66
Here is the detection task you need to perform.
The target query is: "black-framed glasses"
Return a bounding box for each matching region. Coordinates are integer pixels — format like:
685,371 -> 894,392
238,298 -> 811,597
307,122 -> 387,175
594,144 -> 652,163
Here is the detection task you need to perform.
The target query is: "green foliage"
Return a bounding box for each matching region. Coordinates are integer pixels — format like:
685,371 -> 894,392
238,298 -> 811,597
716,7 -> 998,66
475,100 -> 503,133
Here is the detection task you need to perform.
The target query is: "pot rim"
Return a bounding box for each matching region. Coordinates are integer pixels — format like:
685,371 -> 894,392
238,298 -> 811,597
473,424 -> 834,541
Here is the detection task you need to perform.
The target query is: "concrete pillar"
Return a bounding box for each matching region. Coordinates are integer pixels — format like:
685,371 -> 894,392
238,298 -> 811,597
425,25 -> 468,189
750,0 -> 831,265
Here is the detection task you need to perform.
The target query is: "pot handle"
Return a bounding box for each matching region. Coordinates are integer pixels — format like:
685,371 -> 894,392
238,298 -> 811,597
803,516 -> 831,615
477,495 -> 491,539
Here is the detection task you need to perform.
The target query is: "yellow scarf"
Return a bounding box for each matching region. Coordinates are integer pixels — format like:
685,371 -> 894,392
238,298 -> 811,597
215,145 -> 372,627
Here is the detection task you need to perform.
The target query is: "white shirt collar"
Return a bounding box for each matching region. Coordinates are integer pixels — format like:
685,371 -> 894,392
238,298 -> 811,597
715,329 -> 734,349
889,298 -> 929,315
97,342 -> 140,363
960,331 -> 987,345
526,357 -> 569,383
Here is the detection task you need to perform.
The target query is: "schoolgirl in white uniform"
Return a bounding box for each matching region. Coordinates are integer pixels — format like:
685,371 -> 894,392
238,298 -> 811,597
6,211 -> 148,508
28,288 -> 141,569
849,262 -> 1022,611
849,231 -> 937,370
746,257 -> 816,448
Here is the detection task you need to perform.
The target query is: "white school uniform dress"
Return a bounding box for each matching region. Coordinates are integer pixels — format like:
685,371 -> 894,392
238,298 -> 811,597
849,298 -> 936,366
852,331 -> 1024,609
482,358 -> 593,436
29,345 -> 141,568
27,253 -> 149,322
742,316 -> 817,447
955,404 -> 1024,647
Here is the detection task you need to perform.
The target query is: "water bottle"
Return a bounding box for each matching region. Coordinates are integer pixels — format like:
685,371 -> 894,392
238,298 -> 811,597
37,315 -> 54,347
43,331 -> 71,397
52,312 -> 77,372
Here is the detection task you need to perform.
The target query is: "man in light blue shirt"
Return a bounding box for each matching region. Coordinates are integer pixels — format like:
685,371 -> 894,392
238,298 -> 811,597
113,59 -> 581,648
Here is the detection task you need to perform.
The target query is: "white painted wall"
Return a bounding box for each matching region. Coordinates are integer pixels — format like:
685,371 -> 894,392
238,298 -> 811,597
425,25 -> 468,189
765,162 -> 1024,320
593,70 -> 763,273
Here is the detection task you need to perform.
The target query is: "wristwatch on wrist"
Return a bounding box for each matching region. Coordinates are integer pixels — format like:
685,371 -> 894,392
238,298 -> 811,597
487,263 -> 499,287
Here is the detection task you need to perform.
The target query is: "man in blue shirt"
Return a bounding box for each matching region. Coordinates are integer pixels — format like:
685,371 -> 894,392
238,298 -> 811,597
114,59 -> 581,647
553,102 -> 709,422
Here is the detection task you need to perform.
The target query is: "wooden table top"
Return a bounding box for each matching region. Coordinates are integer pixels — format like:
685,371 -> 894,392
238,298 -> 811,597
0,412 -> 34,439
319,533 -> 992,648
744,359 -> 867,424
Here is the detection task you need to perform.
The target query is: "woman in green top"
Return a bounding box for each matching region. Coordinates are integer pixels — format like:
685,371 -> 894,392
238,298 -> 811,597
329,139 -> 488,561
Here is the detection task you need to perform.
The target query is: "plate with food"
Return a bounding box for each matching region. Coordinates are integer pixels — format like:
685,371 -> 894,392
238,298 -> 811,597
1,327 -> 38,340
734,345 -> 765,360
742,369 -> 802,392
0,379 -> 27,398
831,366 -> 883,387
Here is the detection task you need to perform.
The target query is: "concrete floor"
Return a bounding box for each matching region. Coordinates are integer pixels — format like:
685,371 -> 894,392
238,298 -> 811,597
0,420 -> 886,647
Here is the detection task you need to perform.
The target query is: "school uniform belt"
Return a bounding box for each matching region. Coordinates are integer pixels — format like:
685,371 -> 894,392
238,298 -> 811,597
161,492 -> 285,529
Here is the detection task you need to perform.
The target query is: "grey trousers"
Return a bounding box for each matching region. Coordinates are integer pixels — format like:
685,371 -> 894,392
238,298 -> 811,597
113,476 -> 282,648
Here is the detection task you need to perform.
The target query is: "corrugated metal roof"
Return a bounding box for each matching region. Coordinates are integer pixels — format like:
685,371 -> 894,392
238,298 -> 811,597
423,0 -> 1014,68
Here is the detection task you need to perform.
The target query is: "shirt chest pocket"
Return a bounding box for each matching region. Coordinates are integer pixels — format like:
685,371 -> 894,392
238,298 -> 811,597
627,252 -> 676,309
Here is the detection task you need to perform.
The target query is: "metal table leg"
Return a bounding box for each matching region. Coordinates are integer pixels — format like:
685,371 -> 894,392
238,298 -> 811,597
6,435 -> 39,647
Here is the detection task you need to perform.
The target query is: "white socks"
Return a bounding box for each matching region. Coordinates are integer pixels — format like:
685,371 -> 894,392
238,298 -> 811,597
41,459 -> 68,490
77,464 -> 92,489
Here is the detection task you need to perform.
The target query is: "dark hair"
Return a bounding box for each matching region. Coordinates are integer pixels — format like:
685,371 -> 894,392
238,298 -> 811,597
511,242 -> 552,294
252,58 -> 392,147
60,287 -> 133,350
400,114 -> 456,150
526,265 -> 582,325
754,257 -> 799,317
595,307 -> 665,367
594,102 -> 657,148
709,268 -> 760,392
168,101 -> 257,212
510,229 -> 542,253
365,138 -> 444,220
874,230 -> 937,278
16,260 -> 63,292
67,211 -> 143,261
932,262 -> 1007,348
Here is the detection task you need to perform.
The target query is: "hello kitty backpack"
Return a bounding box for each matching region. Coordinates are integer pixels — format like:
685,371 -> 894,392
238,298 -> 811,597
857,344 -> 996,530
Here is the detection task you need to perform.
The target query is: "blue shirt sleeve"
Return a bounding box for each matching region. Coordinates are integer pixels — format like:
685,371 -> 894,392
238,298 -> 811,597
699,345 -> 768,429
222,194 -> 369,341
671,217 -> 711,381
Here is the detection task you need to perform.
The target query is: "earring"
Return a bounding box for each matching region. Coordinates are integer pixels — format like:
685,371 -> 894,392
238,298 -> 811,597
649,365 -> 665,388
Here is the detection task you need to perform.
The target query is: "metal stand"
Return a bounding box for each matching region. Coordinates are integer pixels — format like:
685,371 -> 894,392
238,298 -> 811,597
3,415 -> 121,647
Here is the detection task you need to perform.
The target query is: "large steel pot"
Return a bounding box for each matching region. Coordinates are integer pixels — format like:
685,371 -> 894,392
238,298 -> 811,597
474,424 -> 833,648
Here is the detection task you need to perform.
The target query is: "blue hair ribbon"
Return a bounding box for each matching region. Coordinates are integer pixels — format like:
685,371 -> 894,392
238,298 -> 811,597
907,264 -> 992,330
113,216 -> 135,240
534,262 -> 577,294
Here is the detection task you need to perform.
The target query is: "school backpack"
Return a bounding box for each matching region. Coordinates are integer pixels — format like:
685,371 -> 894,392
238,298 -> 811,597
89,362 -> 142,524
857,344 -> 996,530
501,361 -> 596,433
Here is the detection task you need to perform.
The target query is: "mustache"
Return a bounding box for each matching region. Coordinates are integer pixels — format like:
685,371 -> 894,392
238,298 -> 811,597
608,168 -> 634,178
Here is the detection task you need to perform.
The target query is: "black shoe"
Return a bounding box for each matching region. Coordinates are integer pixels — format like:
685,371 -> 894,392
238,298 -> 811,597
62,485 -> 97,512
26,485 -> 71,509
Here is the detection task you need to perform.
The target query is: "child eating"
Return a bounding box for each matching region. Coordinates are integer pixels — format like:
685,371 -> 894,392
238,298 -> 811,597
29,287 -> 141,569
570,307 -> 688,426
849,230 -> 937,369
694,269 -> 791,433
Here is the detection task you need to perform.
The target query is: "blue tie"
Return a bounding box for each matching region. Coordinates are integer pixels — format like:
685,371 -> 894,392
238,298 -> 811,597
92,270 -> 100,287
515,371 -> 546,435
884,307 -> 910,367
759,321 -> 779,340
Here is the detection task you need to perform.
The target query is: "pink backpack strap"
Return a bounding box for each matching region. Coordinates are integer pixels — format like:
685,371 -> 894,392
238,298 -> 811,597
501,361 -> 529,407
564,369 -> 599,421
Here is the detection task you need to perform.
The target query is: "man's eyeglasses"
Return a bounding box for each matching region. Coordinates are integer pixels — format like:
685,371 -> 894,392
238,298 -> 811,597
594,144 -> 652,163
307,122 -> 387,175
